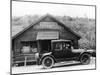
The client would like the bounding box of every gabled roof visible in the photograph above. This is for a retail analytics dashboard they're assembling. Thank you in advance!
[12,14,81,40]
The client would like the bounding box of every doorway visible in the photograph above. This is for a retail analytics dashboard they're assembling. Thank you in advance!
[40,40,51,53]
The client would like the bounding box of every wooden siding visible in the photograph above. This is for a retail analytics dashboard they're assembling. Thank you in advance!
[12,16,80,54]
[13,27,36,54]
[33,22,62,30]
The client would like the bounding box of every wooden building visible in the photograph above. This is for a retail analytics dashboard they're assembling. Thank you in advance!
[12,15,81,55]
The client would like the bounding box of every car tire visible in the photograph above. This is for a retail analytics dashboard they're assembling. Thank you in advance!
[42,56,54,69]
[80,53,91,65]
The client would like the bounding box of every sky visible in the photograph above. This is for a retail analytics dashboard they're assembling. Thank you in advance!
[12,1,95,19]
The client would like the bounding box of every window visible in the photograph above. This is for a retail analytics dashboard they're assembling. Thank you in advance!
[21,41,37,54]
[63,42,71,50]
[21,46,30,53]
[54,42,62,51]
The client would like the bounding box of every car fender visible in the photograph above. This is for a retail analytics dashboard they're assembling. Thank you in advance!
[80,49,93,56]
[42,52,52,57]
[78,51,91,61]
[72,49,92,55]
[39,52,56,65]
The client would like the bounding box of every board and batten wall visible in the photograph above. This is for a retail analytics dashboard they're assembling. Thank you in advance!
[12,18,79,54]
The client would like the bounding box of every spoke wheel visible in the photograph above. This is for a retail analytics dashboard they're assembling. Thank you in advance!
[42,56,54,69]
[80,54,91,65]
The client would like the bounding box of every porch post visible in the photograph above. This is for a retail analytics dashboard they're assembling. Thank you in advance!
[37,40,41,65]
[37,40,41,53]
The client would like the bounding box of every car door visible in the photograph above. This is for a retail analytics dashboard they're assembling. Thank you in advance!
[52,42,63,59]
[62,42,72,58]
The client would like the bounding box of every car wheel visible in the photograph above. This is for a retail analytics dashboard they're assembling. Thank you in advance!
[42,56,54,69]
[80,54,91,65]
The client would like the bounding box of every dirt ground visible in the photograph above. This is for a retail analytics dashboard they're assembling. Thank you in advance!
[12,57,96,74]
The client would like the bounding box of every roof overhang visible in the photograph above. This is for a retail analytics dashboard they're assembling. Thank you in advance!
[36,31,59,40]
[51,39,71,42]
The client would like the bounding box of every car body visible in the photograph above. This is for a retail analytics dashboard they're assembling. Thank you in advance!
[35,39,93,69]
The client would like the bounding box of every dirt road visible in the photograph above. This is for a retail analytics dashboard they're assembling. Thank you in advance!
[12,57,96,74]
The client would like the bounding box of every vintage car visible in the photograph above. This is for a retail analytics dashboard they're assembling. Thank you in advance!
[35,39,93,69]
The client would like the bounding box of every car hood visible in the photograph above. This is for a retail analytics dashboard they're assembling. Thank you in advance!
[72,49,85,53]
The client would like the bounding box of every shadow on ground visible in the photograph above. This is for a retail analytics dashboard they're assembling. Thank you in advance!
[53,63,82,68]
[40,63,82,70]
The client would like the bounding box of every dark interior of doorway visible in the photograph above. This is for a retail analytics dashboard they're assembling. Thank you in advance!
[40,40,51,53]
